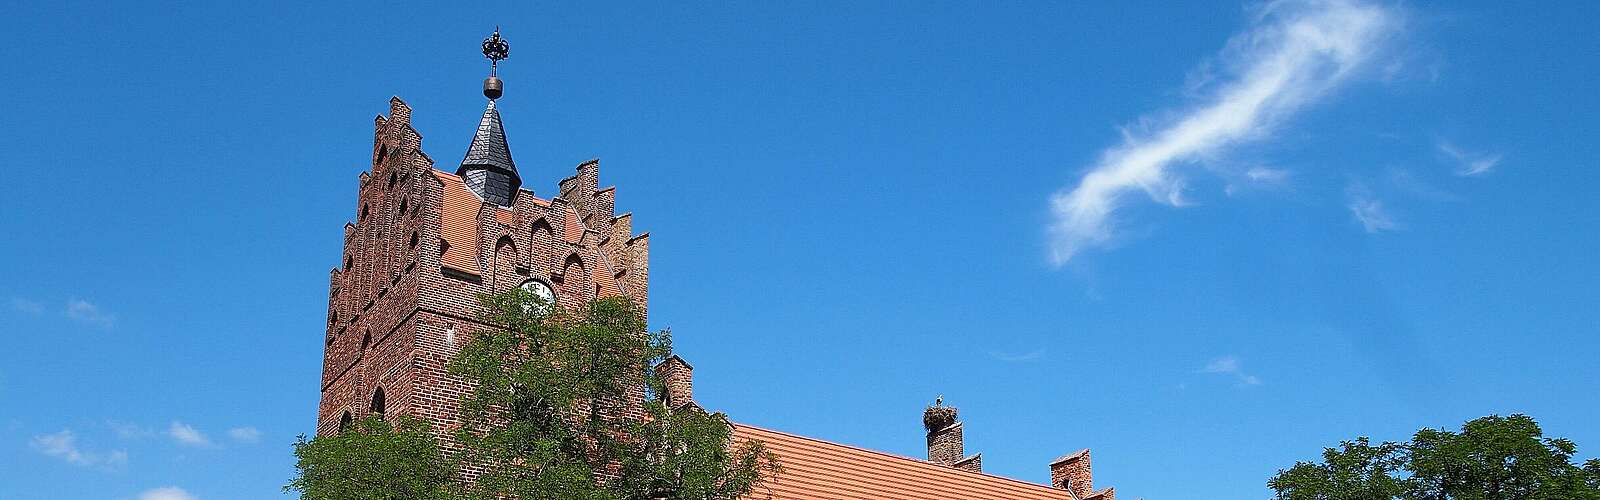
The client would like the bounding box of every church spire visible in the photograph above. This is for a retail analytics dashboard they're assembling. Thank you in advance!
[458,28,521,206]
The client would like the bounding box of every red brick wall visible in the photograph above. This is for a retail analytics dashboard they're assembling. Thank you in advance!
[316,98,651,450]
[927,422,965,465]
[655,356,694,408]
[1050,450,1093,498]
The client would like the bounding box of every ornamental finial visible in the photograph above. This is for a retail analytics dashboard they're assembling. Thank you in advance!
[482,27,510,100]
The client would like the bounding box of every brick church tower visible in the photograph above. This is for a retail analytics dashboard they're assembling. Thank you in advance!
[317,30,1119,500]
[316,30,649,437]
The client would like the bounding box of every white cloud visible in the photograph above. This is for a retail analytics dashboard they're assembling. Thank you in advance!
[107,420,155,440]
[1226,166,1293,196]
[64,298,115,328]
[138,486,197,500]
[30,429,128,468]
[1203,356,1239,373]
[1347,182,1399,233]
[1201,355,1263,386]
[1438,141,1502,176]
[1048,0,1399,264]
[10,298,43,314]
[1348,200,1397,232]
[1246,167,1291,184]
[227,426,261,444]
[168,421,212,448]
[31,430,87,464]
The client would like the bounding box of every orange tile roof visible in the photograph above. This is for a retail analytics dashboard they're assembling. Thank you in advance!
[435,171,627,299]
[592,253,624,298]
[563,205,584,243]
[434,171,483,274]
[733,424,1073,500]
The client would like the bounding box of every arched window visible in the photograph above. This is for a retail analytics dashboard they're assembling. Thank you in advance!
[559,254,588,300]
[338,411,352,432]
[398,198,408,216]
[408,231,418,249]
[361,331,371,351]
[388,171,398,189]
[563,254,586,273]
[370,387,386,417]
[493,236,517,288]
[530,219,554,267]
[360,203,369,222]
[344,255,353,270]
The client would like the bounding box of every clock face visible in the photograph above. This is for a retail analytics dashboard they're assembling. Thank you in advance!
[520,279,555,311]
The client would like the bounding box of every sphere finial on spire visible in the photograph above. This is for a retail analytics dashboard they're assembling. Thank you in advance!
[481,27,510,100]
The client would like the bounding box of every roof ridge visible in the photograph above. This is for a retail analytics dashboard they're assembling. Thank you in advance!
[733,422,1067,494]
[1049,449,1089,465]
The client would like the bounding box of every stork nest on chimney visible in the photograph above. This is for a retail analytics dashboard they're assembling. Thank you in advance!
[923,405,958,432]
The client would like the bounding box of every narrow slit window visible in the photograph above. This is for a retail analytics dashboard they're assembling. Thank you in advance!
[370,387,386,417]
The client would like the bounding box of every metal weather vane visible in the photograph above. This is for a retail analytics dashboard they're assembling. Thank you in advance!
[483,27,510,74]
[481,27,510,100]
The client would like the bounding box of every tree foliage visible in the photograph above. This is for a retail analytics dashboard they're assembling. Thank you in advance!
[452,291,779,499]
[286,416,455,500]
[1268,437,1407,499]
[1270,414,1600,499]
[288,289,778,500]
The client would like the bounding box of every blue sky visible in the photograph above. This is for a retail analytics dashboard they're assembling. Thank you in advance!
[1,1,1596,498]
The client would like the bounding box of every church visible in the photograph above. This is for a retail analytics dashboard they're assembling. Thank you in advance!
[317,30,1115,500]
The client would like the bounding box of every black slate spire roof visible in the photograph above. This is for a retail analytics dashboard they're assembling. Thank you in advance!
[457,100,521,206]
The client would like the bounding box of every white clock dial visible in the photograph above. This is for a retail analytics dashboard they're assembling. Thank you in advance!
[520,279,555,311]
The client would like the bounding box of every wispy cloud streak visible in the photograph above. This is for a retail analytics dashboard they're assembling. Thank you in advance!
[1201,355,1263,386]
[1049,0,1398,264]
[1347,181,1399,232]
[168,421,213,448]
[65,299,115,329]
[1246,167,1290,184]
[107,420,155,440]
[1438,141,1502,176]
[227,426,261,444]
[30,430,128,468]
[138,487,197,500]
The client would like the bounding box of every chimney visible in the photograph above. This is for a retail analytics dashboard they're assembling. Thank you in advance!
[1050,449,1094,498]
[654,355,694,408]
[923,399,964,466]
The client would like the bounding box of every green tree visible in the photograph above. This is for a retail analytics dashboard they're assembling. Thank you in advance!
[1268,437,1407,500]
[1270,414,1600,499]
[452,291,778,500]
[286,415,455,500]
[288,289,778,500]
